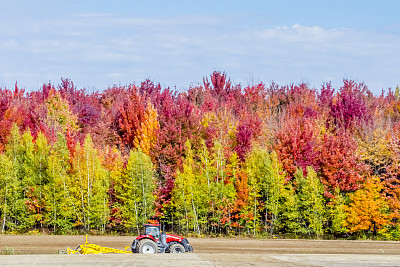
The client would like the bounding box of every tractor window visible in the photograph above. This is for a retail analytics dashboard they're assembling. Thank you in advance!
[145,226,160,239]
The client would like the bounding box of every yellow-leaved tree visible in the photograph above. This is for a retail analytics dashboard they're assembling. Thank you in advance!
[69,135,109,232]
[115,148,155,234]
[45,89,78,134]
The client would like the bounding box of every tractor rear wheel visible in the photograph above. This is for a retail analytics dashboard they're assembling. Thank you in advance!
[137,239,158,254]
[169,243,185,253]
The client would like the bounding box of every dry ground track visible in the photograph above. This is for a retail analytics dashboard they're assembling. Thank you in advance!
[0,235,399,266]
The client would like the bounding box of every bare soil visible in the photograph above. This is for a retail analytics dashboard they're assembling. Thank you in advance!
[0,235,400,266]
[1,235,400,255]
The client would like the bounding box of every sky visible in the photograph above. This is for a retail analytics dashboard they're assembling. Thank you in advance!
[0,0,399,94]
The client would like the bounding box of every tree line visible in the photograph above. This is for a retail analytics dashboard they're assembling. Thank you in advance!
[0,72,399,239]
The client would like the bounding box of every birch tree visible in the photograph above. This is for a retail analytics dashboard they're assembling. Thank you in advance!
[116,148,155,233]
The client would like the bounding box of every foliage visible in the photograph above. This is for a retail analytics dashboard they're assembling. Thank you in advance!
[319,131,367,197]
[245,149,286,235]
[294,167,325,237]
[45,89,79,134]
[275,116,320,179]
[69,135,109,231]
[327,188,348,235]
[133,101,159,155]
[114,148,155,233]
[327,80,372,131]
[0,75,400,239]
[344,177,389,235]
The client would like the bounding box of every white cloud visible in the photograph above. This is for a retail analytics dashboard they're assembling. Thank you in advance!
[0,13,399,93]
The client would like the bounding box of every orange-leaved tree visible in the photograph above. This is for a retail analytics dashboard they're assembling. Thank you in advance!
[133,100,159,156]
[344,176,389,235]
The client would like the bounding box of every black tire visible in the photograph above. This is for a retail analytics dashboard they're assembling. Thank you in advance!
[169,243,185,253]
[136,239,158,254]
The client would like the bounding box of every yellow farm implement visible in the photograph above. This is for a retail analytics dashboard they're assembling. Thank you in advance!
[65,235,132,254]
[60,224,193,254]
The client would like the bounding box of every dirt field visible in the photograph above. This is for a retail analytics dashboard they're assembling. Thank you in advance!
[1,235,400,266]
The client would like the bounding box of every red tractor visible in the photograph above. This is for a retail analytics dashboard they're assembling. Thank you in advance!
[131,224,193,254]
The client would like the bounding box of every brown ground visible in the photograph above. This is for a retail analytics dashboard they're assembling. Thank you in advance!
[1,235,400,266]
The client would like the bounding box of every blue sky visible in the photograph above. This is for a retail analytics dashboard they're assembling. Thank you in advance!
[0,0,399,94]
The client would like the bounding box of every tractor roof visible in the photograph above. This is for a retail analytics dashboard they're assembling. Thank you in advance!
[144,223,160,227]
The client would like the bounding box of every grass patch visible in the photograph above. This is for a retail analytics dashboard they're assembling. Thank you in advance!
[0,247,15,255]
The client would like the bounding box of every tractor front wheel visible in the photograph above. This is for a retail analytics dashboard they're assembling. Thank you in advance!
[137,239,158,254]
[169,243,185,253]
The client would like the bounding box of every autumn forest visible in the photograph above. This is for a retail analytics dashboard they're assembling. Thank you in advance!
[0,72,400,239]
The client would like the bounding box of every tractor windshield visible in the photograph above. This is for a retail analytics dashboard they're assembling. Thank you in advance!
[145,226,160,239]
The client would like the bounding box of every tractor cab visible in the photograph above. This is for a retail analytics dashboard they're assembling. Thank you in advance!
[143,224,161,240]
